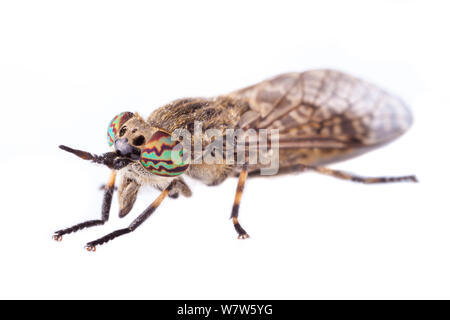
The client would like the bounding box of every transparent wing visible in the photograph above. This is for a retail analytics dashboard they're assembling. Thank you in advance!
[227,69,413,149]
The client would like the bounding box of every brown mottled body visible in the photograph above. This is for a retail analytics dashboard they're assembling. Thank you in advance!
[55,69,417,250]
[147,97,249,185]
[144,70,413,181]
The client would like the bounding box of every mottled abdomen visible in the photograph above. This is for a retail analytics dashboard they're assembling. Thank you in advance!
[228,69,413,167]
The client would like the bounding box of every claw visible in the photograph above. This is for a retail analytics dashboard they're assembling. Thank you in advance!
[85,245,96,252]
[238,233,250,240]
[53,234,63,242]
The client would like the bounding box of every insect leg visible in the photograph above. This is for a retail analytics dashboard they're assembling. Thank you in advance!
[99,184,118,191]
[305,165,418,184]
[230,163,250,239]
[84,181,174,251]
[53,170,117,241]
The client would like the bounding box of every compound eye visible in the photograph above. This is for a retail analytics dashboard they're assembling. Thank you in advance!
[107,112,134,146]
[119,126,127,137]
[140,131,189,177]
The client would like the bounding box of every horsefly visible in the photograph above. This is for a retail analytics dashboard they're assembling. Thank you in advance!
[54,69,417,251]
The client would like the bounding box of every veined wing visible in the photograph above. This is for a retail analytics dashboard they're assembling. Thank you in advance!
[227,69,413,149]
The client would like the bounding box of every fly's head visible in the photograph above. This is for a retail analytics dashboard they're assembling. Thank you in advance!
[107,112,151,159]
[107,112,189,177]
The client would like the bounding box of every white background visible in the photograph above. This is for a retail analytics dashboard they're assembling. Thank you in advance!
[0,0,449,299]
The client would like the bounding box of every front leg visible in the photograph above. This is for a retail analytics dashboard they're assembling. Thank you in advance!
[53,170,116,241]
[85,181,175,251]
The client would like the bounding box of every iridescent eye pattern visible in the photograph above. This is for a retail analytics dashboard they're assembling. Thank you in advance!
[140,131,189,177]
[107,112,134,146]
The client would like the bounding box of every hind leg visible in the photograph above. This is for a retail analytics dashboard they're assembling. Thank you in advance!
[304,164,417,184]
[272,163,417,184]
[230,163,250,239]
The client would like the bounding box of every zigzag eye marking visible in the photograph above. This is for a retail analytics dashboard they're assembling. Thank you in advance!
[107,112,134,146]
[140,131,189,177]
